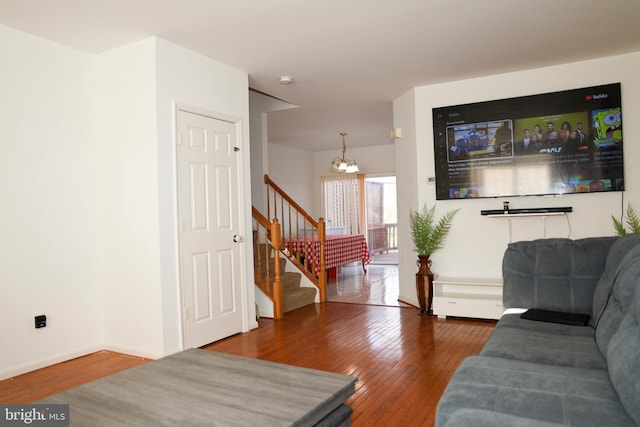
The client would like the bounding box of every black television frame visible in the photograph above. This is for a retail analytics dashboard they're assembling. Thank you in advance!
[432,83,624,200]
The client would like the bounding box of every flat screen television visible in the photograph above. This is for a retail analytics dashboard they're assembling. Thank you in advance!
[432,83,624,200]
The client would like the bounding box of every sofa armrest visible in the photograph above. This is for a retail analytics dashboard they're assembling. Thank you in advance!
[502,237,616,314]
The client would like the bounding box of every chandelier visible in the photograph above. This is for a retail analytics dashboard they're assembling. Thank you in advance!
[329,132,359,173]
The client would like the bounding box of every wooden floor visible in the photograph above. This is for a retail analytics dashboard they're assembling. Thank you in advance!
[0,303,495,426]
[0,350,150,404]
[327,263,406,307]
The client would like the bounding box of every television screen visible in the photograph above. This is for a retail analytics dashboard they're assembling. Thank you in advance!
[432,83,624,200]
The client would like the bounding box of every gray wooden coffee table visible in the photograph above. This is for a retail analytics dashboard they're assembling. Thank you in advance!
[40,349,357,426]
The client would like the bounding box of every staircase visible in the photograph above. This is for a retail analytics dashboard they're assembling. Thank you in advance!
[254,242,317,313]
[252,175,328,319]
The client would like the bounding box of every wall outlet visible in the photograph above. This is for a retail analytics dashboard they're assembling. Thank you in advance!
[35,314,46,329]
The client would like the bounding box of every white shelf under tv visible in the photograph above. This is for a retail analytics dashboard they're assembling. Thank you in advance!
[432,277,504,320]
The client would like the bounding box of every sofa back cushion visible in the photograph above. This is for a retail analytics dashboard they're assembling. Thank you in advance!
[502,237,615,314]
[591,233,640,326]
[594,243,640,356]
[606,278,640,425]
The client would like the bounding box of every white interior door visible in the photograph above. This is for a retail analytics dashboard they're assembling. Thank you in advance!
[177,109,244,349]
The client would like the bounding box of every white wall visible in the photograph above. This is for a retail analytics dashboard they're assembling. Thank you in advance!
[268,143,317,214]
[94,38,165,359]
[250,91,296,213]
[393,91,420,308]
[0,26,253,378]
[268,141,398,220]
[0,25,103,378]
[394,51,640,307]
[96,38,254,359]
[155,38,254,351]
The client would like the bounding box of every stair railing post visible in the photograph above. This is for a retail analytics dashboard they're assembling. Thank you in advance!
[318,217,327,302]
[271,218,284,319]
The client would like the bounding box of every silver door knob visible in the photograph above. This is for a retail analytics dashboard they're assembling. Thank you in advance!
[233,235,243,243]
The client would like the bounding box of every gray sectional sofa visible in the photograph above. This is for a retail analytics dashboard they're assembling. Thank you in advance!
[436,233,640,426]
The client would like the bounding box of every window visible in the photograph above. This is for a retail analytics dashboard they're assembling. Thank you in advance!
[321,175,362,235]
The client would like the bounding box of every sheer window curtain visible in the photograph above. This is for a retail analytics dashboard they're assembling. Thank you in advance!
[321,174,365,235]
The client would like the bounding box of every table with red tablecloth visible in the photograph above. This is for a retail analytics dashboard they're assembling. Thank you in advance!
[285,234,371,275]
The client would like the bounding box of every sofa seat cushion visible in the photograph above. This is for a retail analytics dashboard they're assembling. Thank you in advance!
[479,314,606,370]
[435,356,637,427]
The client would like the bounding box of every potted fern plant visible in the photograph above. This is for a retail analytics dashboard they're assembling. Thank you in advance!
[612,203,640,235]
[409,204,460,315]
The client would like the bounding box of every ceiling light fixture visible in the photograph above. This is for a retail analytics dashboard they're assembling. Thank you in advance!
[329,132,359,174]
[279,75,294,84]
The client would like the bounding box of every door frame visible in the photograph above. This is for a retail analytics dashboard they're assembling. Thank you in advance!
[174,103,251,349]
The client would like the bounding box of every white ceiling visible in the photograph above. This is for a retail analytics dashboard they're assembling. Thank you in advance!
[2,0,640,152]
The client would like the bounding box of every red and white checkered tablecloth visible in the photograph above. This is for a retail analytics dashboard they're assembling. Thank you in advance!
[285,234,370,274]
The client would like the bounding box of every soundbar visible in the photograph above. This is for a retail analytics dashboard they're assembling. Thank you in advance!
[481,207,572,216]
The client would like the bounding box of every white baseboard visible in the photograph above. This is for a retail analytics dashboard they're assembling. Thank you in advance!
[0,345,103,381]
[102,344,163,361]
[397,294,419,309]
[0,345,172,381]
